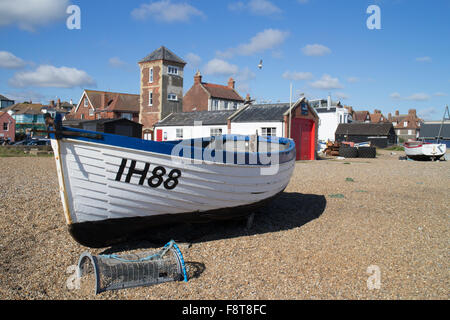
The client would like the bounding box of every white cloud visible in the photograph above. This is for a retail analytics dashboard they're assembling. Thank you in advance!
[390,92,431,101]
[347,77,359,83]
[335,92,349,100]
[406,93,430,101]
[9,65,96,88]
[4,90,45,103]
[108,57,126,68]
[217,28,289,58]
[228,0,282,16]
[0,0,69,31]
[185,53,202,69]
[302,44,331,56]
[236,67,256,82]
[310,74,343,90]
[434,92,447,97]
[0,51,27,69]
[282,71,313,81]
[203,59,239,76]
[131,0,205,23]
[390,92,401,99]
[416,56,432,62]
[417,107,438,120]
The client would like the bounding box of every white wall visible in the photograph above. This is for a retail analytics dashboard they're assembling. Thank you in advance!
[155,125,228,141]
[317,107,350,142]
[231,122,284,137]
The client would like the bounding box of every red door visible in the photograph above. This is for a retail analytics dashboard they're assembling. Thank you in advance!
[291,119,315,160]
[156,129,163,142]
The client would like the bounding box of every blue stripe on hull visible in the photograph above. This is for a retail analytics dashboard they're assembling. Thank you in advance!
[51,126,296,165]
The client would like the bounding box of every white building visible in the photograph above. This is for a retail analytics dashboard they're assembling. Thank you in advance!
[310,95,351,142]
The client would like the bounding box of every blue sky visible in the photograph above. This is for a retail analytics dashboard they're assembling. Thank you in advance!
[1,0,449,120]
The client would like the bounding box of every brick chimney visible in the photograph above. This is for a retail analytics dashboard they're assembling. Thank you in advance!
[101,92,107,107]
[388,113,392,121]
[57,98,61,108]
[408,109,416,117]
[228,77,235,89]
[194,70,202,85]
[49,100,55,107]
[395,110,399,116]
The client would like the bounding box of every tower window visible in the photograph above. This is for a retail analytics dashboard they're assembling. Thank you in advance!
[149,67,153,83]
[149,91,153,106]
[168,66,178,75]
[168,93,177,101]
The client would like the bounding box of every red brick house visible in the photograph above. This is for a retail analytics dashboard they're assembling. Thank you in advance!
[0,111,15,143]
[388,109,421,142]
[183,71,245,112]
[66,89,139,122]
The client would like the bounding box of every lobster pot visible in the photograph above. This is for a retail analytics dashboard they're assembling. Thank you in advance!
[77,240,188,294]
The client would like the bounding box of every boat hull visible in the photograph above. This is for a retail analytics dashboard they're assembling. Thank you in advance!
[51,131,295,247]
[404,142,446,161]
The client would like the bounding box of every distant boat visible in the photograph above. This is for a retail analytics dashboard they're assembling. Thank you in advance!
[44,116,296,247]
[404,141,446,161]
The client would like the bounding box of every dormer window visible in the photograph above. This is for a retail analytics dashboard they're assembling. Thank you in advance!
[168,66,178,75]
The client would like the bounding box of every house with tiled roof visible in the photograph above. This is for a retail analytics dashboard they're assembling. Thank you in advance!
[66,89,139,122]
[0,111,15,143]
[2,102,47,135]
[388,109,421,142]
[369,109,389,123]
[183,71,245,112]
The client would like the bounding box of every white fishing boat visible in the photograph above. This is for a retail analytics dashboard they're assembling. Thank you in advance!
[44,116,296,247]
[404,141,446,161]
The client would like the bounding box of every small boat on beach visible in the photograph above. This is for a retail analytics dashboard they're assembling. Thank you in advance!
[404,141,446,161]
[44,115,296,247]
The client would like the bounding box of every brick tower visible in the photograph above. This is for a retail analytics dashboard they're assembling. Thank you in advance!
[138,46,186,139]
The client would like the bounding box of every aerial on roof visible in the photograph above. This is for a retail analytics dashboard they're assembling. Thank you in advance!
[156,110,236,127]
[335,123,394,135]
[139,46,186,65]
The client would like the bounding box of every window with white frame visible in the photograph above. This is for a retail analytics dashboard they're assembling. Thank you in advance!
[176,128,183,139]
[233,102,238,109]
[149,91,153,106]
[211,99,219,111]
[403,121,408,127]
[149,67,153,83]
[224,101,229,110]
[210,128,222,136]
[84,97,88,107]
[89,108,94,116]
[168,93,177,101]
[168,66,178,75]
[261,127,277,137]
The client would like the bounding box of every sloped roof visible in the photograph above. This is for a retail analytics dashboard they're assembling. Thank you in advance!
[201,83,244,101]
[335,123,394,136]
[419,122,450,139]
[155,110,236,127]
[84,90,139,113]
[353,111,370,122]
[232,103,290,123]
[4,103,45,115]
[0,94,14,101]
[139,46,186,65]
